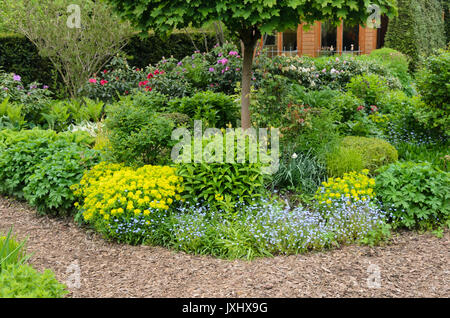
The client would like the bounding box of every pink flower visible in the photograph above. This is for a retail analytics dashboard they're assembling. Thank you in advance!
[89,78,97,84]
[357,105,365,112]
[370,105,378,112]
[103,70,108,74]
[100,80,108,86]
[139,80,149,87]
[229,51,239,56]
[218,58,228,65]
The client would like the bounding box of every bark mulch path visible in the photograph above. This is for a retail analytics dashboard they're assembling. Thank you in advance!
[1,196,449,298]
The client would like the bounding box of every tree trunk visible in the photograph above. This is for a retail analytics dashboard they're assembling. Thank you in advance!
[240,40,256,129]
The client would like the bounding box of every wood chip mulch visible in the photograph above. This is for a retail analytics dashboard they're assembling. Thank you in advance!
[0,196,448,298]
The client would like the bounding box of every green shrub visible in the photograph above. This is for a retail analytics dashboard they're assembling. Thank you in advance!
[326,146,365,177]
[376,161,450,229]
[0,129,99,214]
[23,139,100,215]
[385,0,446,70]
[105,101,175,166]
[285,106,340,158]
[346,73,390,106]
[0,264,68,298]
[0,35,55,88]
[369,48,413,94]
[168,91,239,128]
[415,49,450,136]
[251,74,292,127]
[332,91,364,123]
[327,136,398,176]
[177,161,265,213]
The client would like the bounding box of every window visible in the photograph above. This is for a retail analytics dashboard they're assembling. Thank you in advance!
[321,20,337,52]
[343,23,359,52]
[282,29,297,51]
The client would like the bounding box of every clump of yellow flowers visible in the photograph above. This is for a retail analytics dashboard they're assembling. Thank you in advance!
[314,170,376,206]
[368,113,390,124]
[71,162,184,225]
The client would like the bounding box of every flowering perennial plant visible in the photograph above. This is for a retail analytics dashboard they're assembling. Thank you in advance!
[164,198,390,259]
[314,170,376,207]
[71,162,183,243]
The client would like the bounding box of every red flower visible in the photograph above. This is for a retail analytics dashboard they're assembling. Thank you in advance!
[147,73,154,79]
[89,78,97,84]
[154,70,160,75]
[144,86,152,92]
[139,80,149,87]
[103,70,108,74]
[125,91,129,95]
[370,105,378,112]
[100,80,108,86]
[357,105,365,112]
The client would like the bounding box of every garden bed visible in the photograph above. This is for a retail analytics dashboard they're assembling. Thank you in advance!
[1,196,448,298]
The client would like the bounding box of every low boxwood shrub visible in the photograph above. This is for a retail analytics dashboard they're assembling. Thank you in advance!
[375,161,450,229]
[0,264,68,298]
[327,136,398,177]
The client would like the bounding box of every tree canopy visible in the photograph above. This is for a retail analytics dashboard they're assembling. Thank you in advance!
[104,0,398,128]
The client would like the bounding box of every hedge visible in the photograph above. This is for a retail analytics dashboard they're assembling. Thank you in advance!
[0,32,216,87]
[384,0,446,71]
[0,35,55,87]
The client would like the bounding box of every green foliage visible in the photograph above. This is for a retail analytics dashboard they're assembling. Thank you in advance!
[0,35,55,88]
[332,91,364,123]
[368,48,414,94]
[415,49,450,136]
[168,91,239,128]
[0,0,133,98]
[105,99,175,166]
[385,0,446,70]
[395,141,449,171]
[326,146,365,177]
[270,149,327,194]
[376,161,450,229]
[125,33,216,68]
[0,227,29,272]
[251,74,291,127]
[104,0,397,38]
[285,106,340,159]
[177,161,265,213]
[346,73,391,106]
[0,129,99,214]
[23,139,100,215]
[327,136,398,176]
[0,264,68,298]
